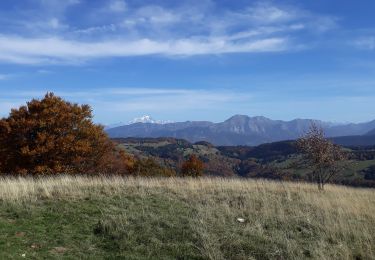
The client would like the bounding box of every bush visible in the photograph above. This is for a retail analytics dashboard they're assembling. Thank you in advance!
[132,158,176,177]
[181,155,204,177]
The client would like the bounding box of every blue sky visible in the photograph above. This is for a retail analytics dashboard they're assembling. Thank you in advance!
[1,0,375,124]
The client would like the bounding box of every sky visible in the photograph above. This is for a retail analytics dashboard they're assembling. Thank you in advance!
[0,0,375,124]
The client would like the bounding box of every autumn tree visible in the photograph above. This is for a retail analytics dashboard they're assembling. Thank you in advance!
[0,93,130,175]
[0,120,10,172]
[97,149,136,175]
[181,154,204,177]
[297,123,347,190]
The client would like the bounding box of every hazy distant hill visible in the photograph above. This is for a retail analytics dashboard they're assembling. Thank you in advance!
[107,115,375,146]
[366,128,375,136]
[326,121,375,137]
[331,135,375,147]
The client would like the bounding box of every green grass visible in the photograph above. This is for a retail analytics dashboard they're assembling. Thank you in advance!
[0,193,202,259]
[0,177,374,259]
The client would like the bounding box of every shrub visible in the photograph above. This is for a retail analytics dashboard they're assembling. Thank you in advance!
[181,154,204,177]
[132,158,176,177]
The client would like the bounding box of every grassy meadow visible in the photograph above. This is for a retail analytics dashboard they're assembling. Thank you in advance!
[0,176,374,259]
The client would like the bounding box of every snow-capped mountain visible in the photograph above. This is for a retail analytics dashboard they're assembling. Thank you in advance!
[128,115,173,125]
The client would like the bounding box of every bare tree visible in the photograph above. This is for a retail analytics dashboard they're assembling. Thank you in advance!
[297,123,347,190]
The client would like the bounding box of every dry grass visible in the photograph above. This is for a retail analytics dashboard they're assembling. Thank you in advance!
[0,176,374,259]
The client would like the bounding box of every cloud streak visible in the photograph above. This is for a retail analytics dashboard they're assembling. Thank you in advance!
[0,1,337,64]
[0,74,9,80]
[2,86,374,124]
[0,87,253,122]
[108,0,127,13]
[0,35,289,64]
[354,36,375,50]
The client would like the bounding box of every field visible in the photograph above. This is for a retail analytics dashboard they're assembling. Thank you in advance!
[0,177,374,259]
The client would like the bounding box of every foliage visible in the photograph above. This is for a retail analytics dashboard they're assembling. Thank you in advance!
[181,154,204,177]
[348,149,375,161]
[98,149,136,175]
[132,158,176,177]
[218,141,297,162]
[0,93,131,175]
[297,123,348,189]
[362,165,375,180]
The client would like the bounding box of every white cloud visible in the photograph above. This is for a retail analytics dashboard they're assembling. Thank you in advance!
[3,87,374,123]
[354,37,375,50]
[24,18,69,32]
[0,87,253,121]
[48,18,65,29]
[100,88,252,114]
[122,5,181,27]
[0,52,54,65]
[0,74,8,80]
[109,0,127,12]
[242,2,299,24]
[38,0,80,10]
[37,69,53,74]
[0,35,289,64]
[311,16,338,33]
[0,1,338,65]
[74,24,117,35]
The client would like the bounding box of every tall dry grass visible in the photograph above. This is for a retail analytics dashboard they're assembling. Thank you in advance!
[0,176,374,259]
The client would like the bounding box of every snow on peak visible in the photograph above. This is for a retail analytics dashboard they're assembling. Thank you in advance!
[128,115,173,124]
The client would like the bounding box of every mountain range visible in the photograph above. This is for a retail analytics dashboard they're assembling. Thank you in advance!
[106,115,375,146]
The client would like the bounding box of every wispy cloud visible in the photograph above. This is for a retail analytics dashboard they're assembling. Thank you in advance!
[0,87,253,122]
[108,0,127,13]
[0,74,9,80]
[5,87,251,101]
[2,86,374,123]
[354,36,375,50]
[37,0,81,13]
[237,2,300,24]
[0,36,289,64]
[0,1,338,65]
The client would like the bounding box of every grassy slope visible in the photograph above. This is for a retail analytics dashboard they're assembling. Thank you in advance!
[0,177,374,260]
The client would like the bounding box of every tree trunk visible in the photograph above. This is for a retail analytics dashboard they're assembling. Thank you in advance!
[318,169,324,190]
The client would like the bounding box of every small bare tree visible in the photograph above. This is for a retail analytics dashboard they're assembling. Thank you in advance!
[297,123,347,190]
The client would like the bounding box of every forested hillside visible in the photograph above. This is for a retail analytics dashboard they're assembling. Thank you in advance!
[114,137,375,187]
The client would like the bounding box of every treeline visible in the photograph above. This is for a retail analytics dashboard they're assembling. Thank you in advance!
[0,93,203,177]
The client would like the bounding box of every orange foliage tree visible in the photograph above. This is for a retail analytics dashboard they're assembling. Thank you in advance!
[0,93,132,175]
[181,154,204,177]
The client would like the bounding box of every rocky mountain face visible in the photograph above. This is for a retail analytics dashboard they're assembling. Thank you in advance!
[106,115,375,146]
